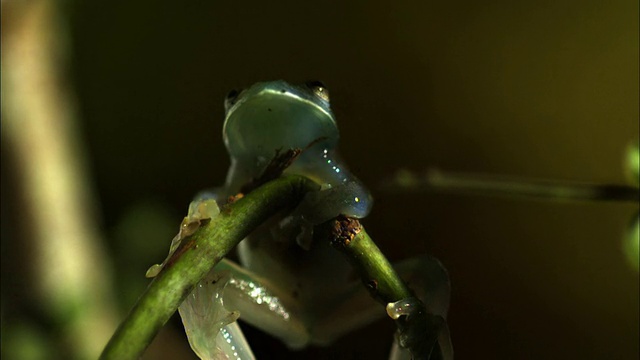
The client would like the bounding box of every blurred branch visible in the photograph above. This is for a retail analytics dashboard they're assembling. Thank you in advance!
[385,168,640,203]
[100,175,319,360]
[626,141,639,185]
[1,0,119,358]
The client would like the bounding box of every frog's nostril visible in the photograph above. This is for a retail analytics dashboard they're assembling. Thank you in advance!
[226,89,239,101]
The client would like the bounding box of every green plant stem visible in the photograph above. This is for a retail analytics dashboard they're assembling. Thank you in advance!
[100,175,319,360]
[328,216,412,301]
[328,216,444,360]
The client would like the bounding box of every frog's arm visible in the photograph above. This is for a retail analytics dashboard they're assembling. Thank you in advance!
[213,257,387,348]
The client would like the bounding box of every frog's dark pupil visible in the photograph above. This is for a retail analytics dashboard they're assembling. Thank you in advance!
[304,80,330,101]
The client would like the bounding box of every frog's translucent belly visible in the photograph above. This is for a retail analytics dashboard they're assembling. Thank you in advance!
[235,212,356,312]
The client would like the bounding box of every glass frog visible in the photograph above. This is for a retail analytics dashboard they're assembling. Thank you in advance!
[157,80,453,359]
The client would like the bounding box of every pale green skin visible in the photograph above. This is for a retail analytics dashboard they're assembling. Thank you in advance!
[222,80,372,223]
[176,81,452,360]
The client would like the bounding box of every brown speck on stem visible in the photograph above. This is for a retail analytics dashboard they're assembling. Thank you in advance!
[329,215,362,248]
[365,279,378,293]
[227,193,244,204]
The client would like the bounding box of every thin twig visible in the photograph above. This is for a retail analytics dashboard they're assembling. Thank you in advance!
[327,216,445,360]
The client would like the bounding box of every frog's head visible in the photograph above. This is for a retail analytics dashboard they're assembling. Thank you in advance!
[222,80,339,164]
[222,80,373,220]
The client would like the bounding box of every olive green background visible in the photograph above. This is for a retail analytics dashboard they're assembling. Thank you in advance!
[5,0,640,359]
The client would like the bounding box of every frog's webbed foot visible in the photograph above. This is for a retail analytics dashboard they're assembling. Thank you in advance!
[387,255,454,360]
[179,270,255,360]
[145,197,220,278]
[387,297,452,360]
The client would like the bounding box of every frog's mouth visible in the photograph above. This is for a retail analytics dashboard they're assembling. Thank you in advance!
[223,83,339,161]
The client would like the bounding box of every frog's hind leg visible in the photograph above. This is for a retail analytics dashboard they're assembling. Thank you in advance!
[213,258,313,349]
[213,256,452,359]
[215,258,390,350]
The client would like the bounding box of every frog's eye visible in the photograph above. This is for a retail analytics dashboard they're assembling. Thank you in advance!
[224,89,240,112]
[305,80,330,102]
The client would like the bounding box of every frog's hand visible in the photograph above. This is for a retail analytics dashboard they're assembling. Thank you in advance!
[178,270,255,360]
[283,180,373,250]
[388,255,454,360]
[145,198,221,279]
[292,179,373,225]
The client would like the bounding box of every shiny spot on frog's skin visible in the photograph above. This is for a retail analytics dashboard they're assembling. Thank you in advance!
[228,278,290,320]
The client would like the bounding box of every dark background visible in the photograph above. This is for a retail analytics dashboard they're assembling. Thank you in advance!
[3,0,638,359]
